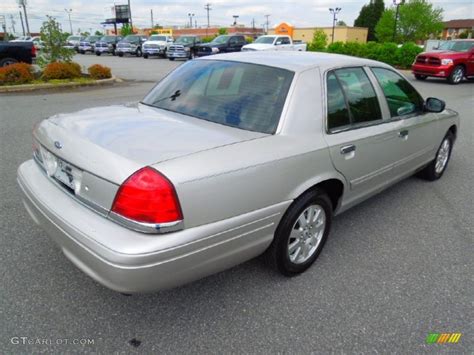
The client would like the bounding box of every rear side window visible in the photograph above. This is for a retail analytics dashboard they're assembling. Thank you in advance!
[333,67,382,125]
[327,73,351,130]
[371,67,424,117]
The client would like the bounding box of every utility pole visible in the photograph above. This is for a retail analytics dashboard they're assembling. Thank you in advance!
[19,10,25,36]
[264,14,270,34]
[392,0,404,43]
[329,7,341,44]
[251,18,256,36]
[127,0,133,32]
[188,13,195,28]
[64,9,73,34]
[0,15,6,41]
[204,3,211,28]
[150,9,154,28]
[9,14,16,35]
[18,0,30,36]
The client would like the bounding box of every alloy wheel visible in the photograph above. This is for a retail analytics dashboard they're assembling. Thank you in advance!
[435,138,451,174]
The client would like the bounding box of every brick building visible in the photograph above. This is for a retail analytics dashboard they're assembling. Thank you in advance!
[442,19,474,39]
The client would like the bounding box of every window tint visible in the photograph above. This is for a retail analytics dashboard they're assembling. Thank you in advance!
[334,67,382,124]
[327,72,351,130]
[371,67,424,117]
[142,61,294,134]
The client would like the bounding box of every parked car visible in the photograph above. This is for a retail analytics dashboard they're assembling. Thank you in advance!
[18,52,459,293]
[116,35,148,57]
[0,42,36,67]
[95,35,122,56]
[412,39,474,84]
[78,35,101,54]
[143,35,173,59]
[167,35,202,61]
[10,35,43,51]
[64,35,85,52]
[196,34,246,56]
[242,35,307,52]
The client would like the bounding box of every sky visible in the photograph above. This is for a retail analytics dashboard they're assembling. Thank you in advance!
[1,0,473,35]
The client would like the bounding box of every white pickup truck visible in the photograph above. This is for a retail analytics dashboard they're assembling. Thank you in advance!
[242,35,307,52]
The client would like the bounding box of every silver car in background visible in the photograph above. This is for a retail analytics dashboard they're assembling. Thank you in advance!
[17,52,459,293]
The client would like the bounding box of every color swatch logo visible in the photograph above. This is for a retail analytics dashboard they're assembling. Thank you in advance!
[426,333,462,344]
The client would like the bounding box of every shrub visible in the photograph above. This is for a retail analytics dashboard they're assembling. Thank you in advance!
[245,36,254,44]
[42,61,82,80]
[396,42,423,68]
[38,15,74,66]
[201,36,216,43]
[88,64,112,80]
[0,63,34,85]
[326,41,345,54]
[373,42,398,66]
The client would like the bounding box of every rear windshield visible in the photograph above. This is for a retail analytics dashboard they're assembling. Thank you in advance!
[142,60,294,134]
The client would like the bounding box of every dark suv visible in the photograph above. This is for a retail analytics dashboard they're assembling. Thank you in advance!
[116,35,148,57]
[197,35,246,57]
[95,35,123,56]
[167,36,202,61]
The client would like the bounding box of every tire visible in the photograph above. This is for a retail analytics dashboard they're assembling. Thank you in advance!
[415,74,427,80]
[0,57,18,67]
[448,65,465,85]
[136,48,142,57]
[143,53,148,59]
[418,132,454,181]
[80,50,85,54]
[95,52,101,56]
[264,188,333,276]
[188,51,195,60]
[169,57,175,61]
[118,52,123,57]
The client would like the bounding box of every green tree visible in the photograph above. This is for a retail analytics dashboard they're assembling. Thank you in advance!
[218,27,228,35]
[354,0,385,41]
[336,20,347,26]
[120,24,133,36]
[308,29,328,52]
[375,0,444,43]
[38,15,74,66]
[94,30,103,36]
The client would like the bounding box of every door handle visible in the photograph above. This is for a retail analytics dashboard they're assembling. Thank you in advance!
[399,130,409,138]
[340,144,356,155]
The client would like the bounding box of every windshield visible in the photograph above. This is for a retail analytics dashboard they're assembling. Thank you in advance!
[438,41,474,52]
[123,35,139,42]
[149,35,167,41]
[210,35,229,44]
[176,36,194,44]
[101,36,116,41]
[255,36,276,44]
[68,36,81,41]
[85,36,100,41]
[142,60,294,134]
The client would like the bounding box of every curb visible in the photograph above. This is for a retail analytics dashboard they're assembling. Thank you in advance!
[0,76,121,93]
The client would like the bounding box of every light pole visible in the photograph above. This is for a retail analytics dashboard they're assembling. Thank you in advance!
[17,0,30,36]
[64,9,73,34]
[264,14,270,35]
[232,15,239,26]
[392,0,404,43]
[188,13,195,28]
[329,7,341,44]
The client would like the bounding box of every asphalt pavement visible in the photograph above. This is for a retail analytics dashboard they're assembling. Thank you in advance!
[0,54,472,353]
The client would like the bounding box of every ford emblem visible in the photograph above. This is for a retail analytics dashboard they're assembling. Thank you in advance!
[54,141,63,149]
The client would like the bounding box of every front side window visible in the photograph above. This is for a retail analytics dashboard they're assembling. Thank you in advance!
[333,67,382,125]
[371,67,424,117]
[142,60,294,134]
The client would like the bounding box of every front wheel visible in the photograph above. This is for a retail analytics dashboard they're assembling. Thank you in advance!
[0,57,18,67]
[95,52,101,56]
[169,57,175,61]
[136,48,142,57]
[264,188,332,276]
[118,52,123,57]
[188,51,195,60]
[418,132,454,181]
[448,65,465,85]
[143,53,148,59]
[415,74,427,80]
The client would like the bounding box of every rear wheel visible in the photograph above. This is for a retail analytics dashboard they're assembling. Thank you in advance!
[448,65,464,85]
[418,132,454,181]
[264,188,332,276]
[0,57,18,67]
[95,52,101,56]
[118,52,123,57]
[169,57,175,61]
[143,53,148,59]
[136,48,142,57]
[415,74,427,80]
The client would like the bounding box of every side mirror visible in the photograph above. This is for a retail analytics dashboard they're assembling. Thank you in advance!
[425,97,445,113]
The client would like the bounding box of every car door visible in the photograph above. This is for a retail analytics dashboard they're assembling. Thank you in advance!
[467,45,474,75]
[228,37,240,52]
[370,67,440,174]
[323,67,407,208]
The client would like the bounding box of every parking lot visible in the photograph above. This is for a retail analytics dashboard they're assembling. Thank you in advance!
[1,53,472,353]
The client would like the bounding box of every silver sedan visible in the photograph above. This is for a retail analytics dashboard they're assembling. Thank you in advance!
[18,52,459,293]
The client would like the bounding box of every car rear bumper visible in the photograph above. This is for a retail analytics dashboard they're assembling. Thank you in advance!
[412,64,453,78]
[17,160,287,293]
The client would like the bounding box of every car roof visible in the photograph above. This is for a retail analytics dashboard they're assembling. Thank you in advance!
[200,51,390,72]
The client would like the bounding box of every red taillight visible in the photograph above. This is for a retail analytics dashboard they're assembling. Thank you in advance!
[31,45,36,58]
[111,167,183,224]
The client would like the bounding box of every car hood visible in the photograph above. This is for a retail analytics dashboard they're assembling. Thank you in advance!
[145,40,168,45]
[420,50,467,58]
[243,43,274,50]
[35,104,267,184]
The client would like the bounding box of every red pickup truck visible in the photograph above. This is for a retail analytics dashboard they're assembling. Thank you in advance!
[412,39,474,84]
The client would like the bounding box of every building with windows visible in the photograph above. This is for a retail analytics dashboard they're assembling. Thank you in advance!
[442,19,474,39]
